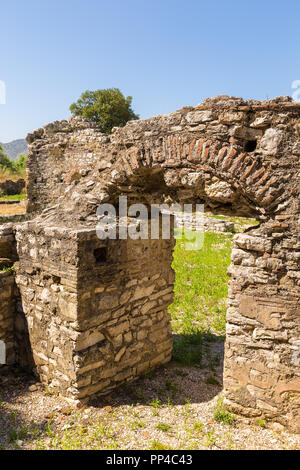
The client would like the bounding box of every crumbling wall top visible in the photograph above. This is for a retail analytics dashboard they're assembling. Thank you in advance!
[25,96,300,227]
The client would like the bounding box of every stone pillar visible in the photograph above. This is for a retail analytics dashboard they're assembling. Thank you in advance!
[15,216,175,401]
[224,218,300,432]
[15,221,81,384]
[74,227,175,400]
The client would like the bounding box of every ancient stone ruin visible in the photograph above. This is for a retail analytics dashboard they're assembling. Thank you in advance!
[0,178,25,196]
[0,95,299,432]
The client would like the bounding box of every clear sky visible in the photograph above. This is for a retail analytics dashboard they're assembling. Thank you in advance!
[1,0,300,142]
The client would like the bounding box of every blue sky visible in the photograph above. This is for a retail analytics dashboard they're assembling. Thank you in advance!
[1,0,300,142]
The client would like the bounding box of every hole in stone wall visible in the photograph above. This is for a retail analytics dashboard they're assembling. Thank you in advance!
[244,140,257,152]
[94,247,107,265]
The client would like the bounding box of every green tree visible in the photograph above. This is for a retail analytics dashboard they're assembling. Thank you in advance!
[0,146,27,178]
[0,145,14,171]
[14,153,28,171]
[70,88,139,134]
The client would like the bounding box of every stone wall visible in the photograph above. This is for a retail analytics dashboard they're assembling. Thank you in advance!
[0,224,17,261]
[6,95,300,431]
[0,271,16,366]
[0,224,17,367]
[171,212,235,233]
[26,119,108,213]
[225,223,300,432]
[15,216,174,400]
[26,95,300,222]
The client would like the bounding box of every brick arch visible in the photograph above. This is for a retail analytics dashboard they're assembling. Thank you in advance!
[104,131,298,432]
[115,136,283,211]
[10,96,299,432]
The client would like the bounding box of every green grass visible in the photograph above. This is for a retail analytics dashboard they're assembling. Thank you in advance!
[206,375,221,386]
[8,426,28,444]
[0,265,15,273]
[0,193,26,201]
[172,332,204,366]
[213,397,236,425]
[150,440,173,450]
[170,230,232,337]
[130,420,146,430]
[169,230,233,365]
[156,423,172,432]
[257,419,266,428]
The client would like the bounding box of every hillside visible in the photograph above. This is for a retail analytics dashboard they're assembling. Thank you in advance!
[1,139,27,160]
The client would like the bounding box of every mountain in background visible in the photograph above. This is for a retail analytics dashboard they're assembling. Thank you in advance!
[1,139,28,160]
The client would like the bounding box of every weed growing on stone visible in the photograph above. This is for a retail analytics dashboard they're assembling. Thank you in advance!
[213,397,236,425]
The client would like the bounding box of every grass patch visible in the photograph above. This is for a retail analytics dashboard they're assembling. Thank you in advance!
[173,332,204,366]
[213,397,236,425]
[156,423,172,432]
[206,375,221,386]
[0,193,26,201]
[170,230,233,339]
[193,421,204,432]
[37,417,119,450]
[150,440,173,450]
[8,426,28,443]
[130,420,146,430]
[0,266,15,274]
[257,419,266,428]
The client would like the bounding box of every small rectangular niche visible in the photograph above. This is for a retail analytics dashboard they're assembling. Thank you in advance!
[94,247,107,265]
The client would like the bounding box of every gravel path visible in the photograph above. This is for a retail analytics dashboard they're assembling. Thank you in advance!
[1,344,299,451]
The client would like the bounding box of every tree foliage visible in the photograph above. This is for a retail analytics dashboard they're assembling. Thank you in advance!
[70,88,139,134]
[14,154,28,171]
[0,144,14,170]
[0,145,27,172]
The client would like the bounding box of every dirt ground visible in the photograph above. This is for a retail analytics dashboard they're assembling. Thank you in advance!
[0,340,299,451]
[0,202,26,216]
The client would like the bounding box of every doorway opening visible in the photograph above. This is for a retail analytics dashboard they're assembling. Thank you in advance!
[169,213,259,386]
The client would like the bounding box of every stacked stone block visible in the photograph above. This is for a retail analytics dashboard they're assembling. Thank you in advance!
[14,217,175,400]
[224,220,300,432]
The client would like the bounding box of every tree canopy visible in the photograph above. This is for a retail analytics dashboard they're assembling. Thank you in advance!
[70,88,139,134]
[0,145,27,173]
[0,145,14,171]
